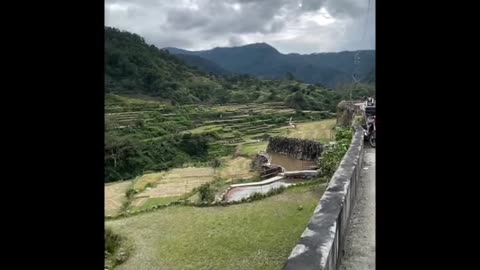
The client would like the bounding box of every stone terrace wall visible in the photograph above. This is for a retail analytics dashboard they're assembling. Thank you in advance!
[267,137,323,160]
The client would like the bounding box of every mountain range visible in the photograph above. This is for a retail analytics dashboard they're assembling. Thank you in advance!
[164,43,375,88]
[105,26,374,109]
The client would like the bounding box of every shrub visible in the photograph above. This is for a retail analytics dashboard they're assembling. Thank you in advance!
[211,158,222,168]
[105,227,130,269]
[318,127,353,178]
[248,192,265,201]
[334,127,353,141]
[198,183,215,203]
[105,227,122,254]
[266,186,286,196]
[125,188,137,199]
[243,186,287,203]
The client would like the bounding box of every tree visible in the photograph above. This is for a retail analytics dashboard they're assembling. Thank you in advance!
[179,133,210,157]
[231,92,248,103]
[134,119,144,128]
[289,84,301,92]
[104,135,144,181]
[285,91,308,110]
[285,72,296,81]
[269,89,278,101]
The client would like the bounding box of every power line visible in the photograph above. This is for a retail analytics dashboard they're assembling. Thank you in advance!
[352,0,373,85]
[362,0,372,41]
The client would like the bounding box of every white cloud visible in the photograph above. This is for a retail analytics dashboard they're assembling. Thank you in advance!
[105,0,375,54]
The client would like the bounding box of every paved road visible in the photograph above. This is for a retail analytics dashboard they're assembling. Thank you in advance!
[339,147,375,270]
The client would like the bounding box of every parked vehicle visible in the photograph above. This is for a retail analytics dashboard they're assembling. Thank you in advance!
[368,117,376,147]
[363,97,376,148]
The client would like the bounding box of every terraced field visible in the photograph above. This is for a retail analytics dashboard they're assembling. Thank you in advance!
[217,157,257,181]
[270,119,337,142]
[138,167,215,198]
[105,95,335,214]
[104,95,341,269]
[106,95,334,145]
[127,160,259,211]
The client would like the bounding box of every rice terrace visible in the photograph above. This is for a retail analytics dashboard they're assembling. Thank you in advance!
[105,95,336,216]
[104,94,342,269]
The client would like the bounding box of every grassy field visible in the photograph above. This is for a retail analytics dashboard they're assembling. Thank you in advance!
[271,119,336,142]
[105,180,133,216]
[106,184,325,270]
[217,156,257,181]
[238,141,269,156]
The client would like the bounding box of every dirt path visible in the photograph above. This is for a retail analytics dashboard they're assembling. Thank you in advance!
[339,147,375,270]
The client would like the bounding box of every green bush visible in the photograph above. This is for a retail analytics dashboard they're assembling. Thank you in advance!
[198,183,215,203]
[105,227,130,269]
[334,127,353,141]
[105,227,122,254]
[211,158,222,168]
[248,192,266,201]
[318,127,353,178]
[266,186,286,196]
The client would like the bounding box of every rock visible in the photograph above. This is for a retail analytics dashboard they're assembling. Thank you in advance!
[337,100,355,127]
[251,153,271,170]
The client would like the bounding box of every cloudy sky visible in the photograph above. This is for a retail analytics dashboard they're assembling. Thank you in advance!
[105,0,375,54]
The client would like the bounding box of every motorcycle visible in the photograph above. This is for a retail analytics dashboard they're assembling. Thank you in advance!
[363,116,376,148]
[369,122,376,148]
